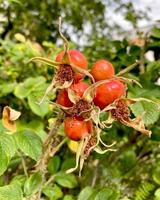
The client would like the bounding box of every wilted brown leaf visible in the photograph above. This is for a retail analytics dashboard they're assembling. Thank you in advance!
[2,106,21,133]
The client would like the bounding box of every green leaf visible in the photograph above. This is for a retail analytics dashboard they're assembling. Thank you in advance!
[78,186,95,200]
[14,76,46,99]
[61,158,75,171]
[0,83,16,97]
[135,182,155,200]
[10,175,26,187]
[0,183,23,200]
[14,129,42,161]
[28,94,49,117]
[55,172,78,189]
[151,126,160,141]
[63,195,74,200]
[0,133,17,175]
[8,0,22,5]
[48,156,61,174]
[151,27,160,39]
[43,184,63,200]
[155,188,160,200]
[94,188,120,200]
[119,150,137,173]
[128,86,160,100]
[130,101,160,126]
[24,171,42,196]
[16,120,47,142]
[153,168,160,185]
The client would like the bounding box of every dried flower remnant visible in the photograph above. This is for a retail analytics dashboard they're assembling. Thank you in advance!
[56,64,74,85]
[110,98,151,137]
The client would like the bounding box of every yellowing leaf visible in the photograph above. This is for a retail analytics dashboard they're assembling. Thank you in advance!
[68,140,79,153]
[2,106,21,133]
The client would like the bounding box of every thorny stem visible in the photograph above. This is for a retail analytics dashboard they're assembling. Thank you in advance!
[30,111,66,200]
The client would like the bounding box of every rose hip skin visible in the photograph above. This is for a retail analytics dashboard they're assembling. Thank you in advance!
[57,81,89,107]
[93,80,125,109]
[56,49,88,82]
[91,60,115,81]
[64,117,92,141]
[70,81,89,97]
[56,89,73,107]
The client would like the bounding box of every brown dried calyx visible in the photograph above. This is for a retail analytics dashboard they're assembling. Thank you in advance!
[68,99,92,118]
[56,64,74,84]
[84,136,97,157]
[111,99,130,122]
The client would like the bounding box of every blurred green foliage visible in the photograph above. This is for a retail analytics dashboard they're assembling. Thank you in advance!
[0,0,160,199]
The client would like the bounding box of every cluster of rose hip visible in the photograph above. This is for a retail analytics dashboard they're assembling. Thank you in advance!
[55,49,125,141]
[31,24,151,173]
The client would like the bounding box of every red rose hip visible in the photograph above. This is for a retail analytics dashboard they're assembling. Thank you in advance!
[93,80,125,109]
[91,60,115,81]
[64,117,92,141]
[56,49,88,82]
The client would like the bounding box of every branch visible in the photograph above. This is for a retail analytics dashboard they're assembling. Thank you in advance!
[30,111,66,200]
[35,111,65,171]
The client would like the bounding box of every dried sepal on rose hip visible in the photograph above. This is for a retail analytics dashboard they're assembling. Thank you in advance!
[55,81,93,119]
[29,18,94,104]
[100,98,153,137]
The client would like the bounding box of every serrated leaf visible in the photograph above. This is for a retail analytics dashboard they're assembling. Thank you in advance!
[130,101,160,126]
[63,195,74,200]
[61,158,75,171]
[10,175,26,187]
[24,171,42,196]
[55,172,78,189]
[94,188,120,200]
[16,120,47,142]
[14,76,46,99]
[47,156,61,174]
[28,94,49,117]
[14,129,42,161]
[43,184,63,200]
[0,183,23,200]
[78,186,95,200]
[0,133,17,175]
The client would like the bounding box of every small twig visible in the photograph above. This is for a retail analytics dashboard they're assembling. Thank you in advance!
[91,160,99,187]
[117,61,139,76]
[50,138,67,157]
[37,173,45,200]
[139,32,149,74]
[44,175,56,187]
[17,151,28,177]
[43,111,65,148]
[58,17,69,53]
